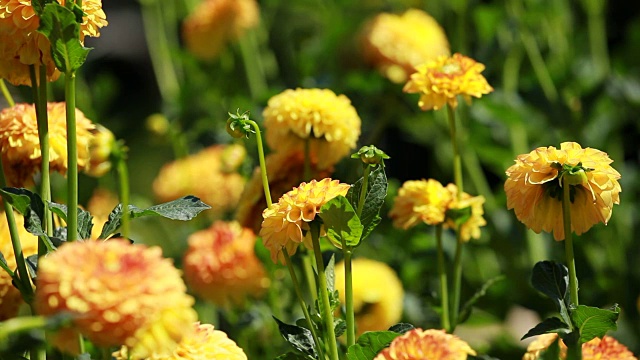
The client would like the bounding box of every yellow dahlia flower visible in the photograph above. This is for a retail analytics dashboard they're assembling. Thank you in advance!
[235,151,334,233]
[0,102,95,187]
[444,184,486,241]
[334,258,403,336]
[85,124,115,178]
[113,322,248,360]
[361,9,450,83]
[0,0,107,85]
[0,212,38,320]
[403,53,493,111]
[34,239,197,358]
[86,188,120,239]
[153,144,246,220]
[375,328,476,360]
[505,142,621,240]
[183,221,269,307]
[389,179,453,229]
[263,88,362,169]
[523,333,637,360]
[182,0,259,60]
[259,178,350,263]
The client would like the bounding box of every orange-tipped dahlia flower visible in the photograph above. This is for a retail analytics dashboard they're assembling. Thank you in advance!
[0,102,95,187]
[444,184,486,241]
[34,239,197,358]
[403,53,493,111]
[0,212,38,320]
[505,142,621,240]
[235,151,334,233]
[361,9,450,83]
[375,328,476,360]
[263,88,362,169]
[182,0,259,60]
[183,221,269,307]
[152,144,246,220]
[259,178,350,263]
[0,0,107,85]
[523,333,637,360]
[389,179,453,229]
[334,258,403,335]
[113,322,248,360]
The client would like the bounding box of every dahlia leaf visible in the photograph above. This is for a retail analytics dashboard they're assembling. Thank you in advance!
[346,331,400,360]
[388,323,415,334]
[346,165,387,243]
[521,317,571,340]
[319,196,363,247]
[48,202,94,240]
[38,3,91,72]
[25,254,38,281]
[531,261,571,326]
[31,0,54,15]
[0,252,12,276]
[0,188,55,251]
[570,304,619,344]
[334,318,347,337]
[273,317,317,359]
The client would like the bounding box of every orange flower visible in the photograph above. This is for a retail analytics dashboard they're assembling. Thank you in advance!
[0,102,95,187]
[389,179,452,229]
[182,0,259,60]
[374,328,476,360]
[85,124,115,178]
[153,144,246,220]
[403,53,493,111]
[34,239,197,358]
[523,334,637,360]
[444,184,486,241]
[235,151,334,233]
[259,178,350,263]
[361,9,449,83]
[263,88,362,169]
[113,322,248,360]
[183,221,269,307]
[505,142,621,240]
[0,0,107,85]
[334,258,403,335]
[86,188,120,239]
[0,212,38,320]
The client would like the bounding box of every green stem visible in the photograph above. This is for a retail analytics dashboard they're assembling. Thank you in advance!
[566,340,582,360]
[310,222,339,360]
[0,79,15,107]
[116,151,130,238]
[435,225,451,332]
[65,71,78,241]
[446,105,463,199]
[302,250,318,304]
[356,166,371,216]
[283,250,325,360]
[562,177,579,306]
[450,230,464,330]
[238,29,267,100]
[0,316,47,341]
[341,241,355,346]
[247,120,272,207]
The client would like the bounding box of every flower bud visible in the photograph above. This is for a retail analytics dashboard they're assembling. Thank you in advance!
[351,145,390,165]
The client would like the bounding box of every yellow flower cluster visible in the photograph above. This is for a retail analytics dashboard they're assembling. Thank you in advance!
[0,102,96,187]
[153,144,246,219]
[85,124,115,178]
[389,179,486,241]
[114,322,248,360]
[0,212,38,320]
[34,239,197,358]
[334,258,403,336]
[404,53,493,111]
[0,0,107,85]
[182,0,259,60]
[505,142,621,240]
[259,178,350,263]
[361,9,449,83]
[263,88,362,169]
[523,334,637,360]
[374,328,476,360]
[183,221,269,307]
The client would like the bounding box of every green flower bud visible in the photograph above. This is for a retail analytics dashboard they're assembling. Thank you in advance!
[351,145,390,165]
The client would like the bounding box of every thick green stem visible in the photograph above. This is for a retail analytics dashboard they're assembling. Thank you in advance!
[247,120,272,207]
[65,71,78,241]
[238,30,267,100]
[283,251,325,360]
[435,225,451,332]
[0,79,15,107]
[310,222,339,360]
[341,241,355,346]
[566,340,582,360]
[562,178,579,306]
[446,105,463,199]
[116,152,130,238]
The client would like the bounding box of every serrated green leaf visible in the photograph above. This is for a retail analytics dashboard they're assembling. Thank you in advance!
[273,317,317,359]
[0,251,13,276]
[38,3,91,72]
[48,202,94,240]
[99,196,211,239]
[388,323,415,334]
[570,304,619,344]
[346,166,387,243]
[25,254,38,281]
[320,196,363,248]
[334,318,347,338]
[521,317,571,340]
[326,254,336,292]
[458,275,505,324]
[0,189,54,251]
[531,261,571,326]
[346,331,400,360]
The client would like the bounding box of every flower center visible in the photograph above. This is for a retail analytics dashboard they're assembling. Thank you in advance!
[440,62,461,75]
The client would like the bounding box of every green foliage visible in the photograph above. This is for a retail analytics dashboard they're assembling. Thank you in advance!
[345,165,388,243]
[38,3,91,72]
[458,275,505,324]
[521,317,571,340]
[320,196,363,248]
[273,317,317,360]
[531,261,572,326]
[0,188,55,251]
[48,202,93,240]
[570,304,619,344]
[346,331,400,360]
